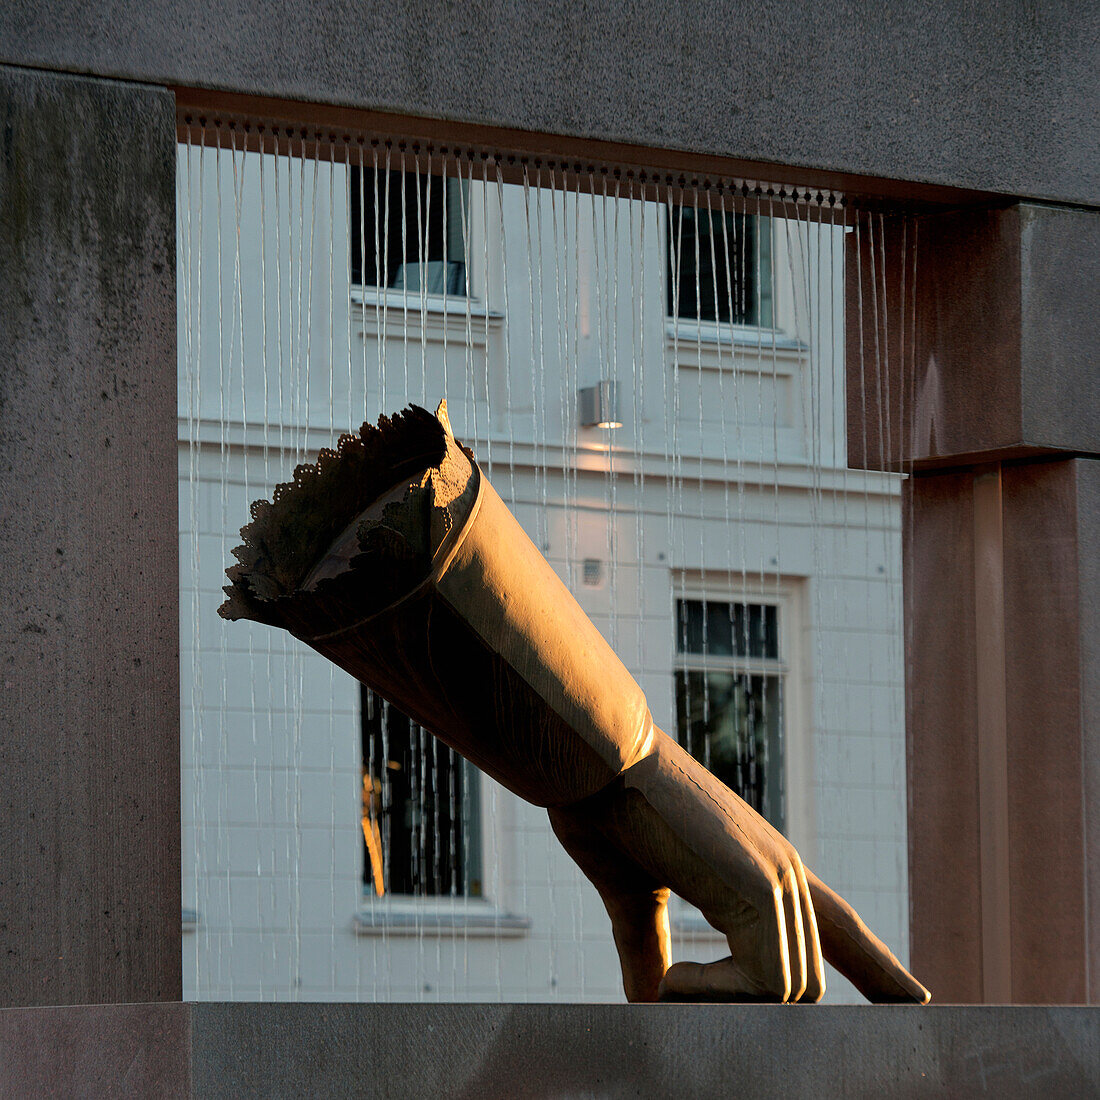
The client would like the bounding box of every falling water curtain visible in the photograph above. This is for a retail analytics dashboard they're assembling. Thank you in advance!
[176,105,917,1003]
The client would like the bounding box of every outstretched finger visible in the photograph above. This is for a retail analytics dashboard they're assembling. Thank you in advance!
[806,868,930,1004]
[778,866,808,1002]
[793,859,825,1002]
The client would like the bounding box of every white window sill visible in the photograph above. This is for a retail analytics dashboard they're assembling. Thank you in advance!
[675,655,788,677]
[351,285,503,321]
[671,909,725,938]
[354,899,530,938]
[665,317,804,351]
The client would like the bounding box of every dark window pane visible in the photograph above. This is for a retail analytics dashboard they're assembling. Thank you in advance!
[675,670,783,827]
[705,602,735,657]
[677,598,733,656]
[666,206,770,326]
[747,604,778,659]
[360,686,480,897]
[677,599,778,659]
[350,167,467,295]
[676,598,704,654]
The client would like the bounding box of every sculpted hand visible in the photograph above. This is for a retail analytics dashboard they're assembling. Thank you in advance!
[550,728,929,1005]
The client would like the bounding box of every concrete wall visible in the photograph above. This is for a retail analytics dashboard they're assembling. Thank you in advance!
[905,458,1100,1003]
[0,66,180,1005]
[847,206,1100,471]
[845,201,1100,1003]
[2,1,1099,207]
[2,0,1098,1025]
[3,1002,1099,1097]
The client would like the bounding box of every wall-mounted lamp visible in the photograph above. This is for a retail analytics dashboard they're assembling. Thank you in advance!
[578,382,622,429]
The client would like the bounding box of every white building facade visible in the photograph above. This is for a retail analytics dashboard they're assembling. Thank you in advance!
[178,135,908,1003]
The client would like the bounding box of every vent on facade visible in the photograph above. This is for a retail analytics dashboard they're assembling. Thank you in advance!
[582,559,603,587]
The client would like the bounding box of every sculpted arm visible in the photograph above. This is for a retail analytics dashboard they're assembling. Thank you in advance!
[221,402,930,1005]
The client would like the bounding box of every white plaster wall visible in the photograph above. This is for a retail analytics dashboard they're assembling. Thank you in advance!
[178,144,906,1003]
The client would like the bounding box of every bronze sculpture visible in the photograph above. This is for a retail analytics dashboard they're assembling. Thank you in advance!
[221,402,930,1005]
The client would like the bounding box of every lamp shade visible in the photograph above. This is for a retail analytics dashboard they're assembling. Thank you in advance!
[579,381,622,428]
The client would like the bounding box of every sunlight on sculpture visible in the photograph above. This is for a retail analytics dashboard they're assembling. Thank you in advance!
[220,402,931,1005]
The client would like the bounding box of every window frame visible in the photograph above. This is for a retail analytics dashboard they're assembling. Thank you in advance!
[661,206,815,467]
[669,576,813,939]
[349,163,471,298]
[359,686,483,902]
[663,203,777,332]
[354,689,527,938]
[673,594,788,830]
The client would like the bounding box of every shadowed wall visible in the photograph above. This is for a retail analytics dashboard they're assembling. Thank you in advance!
[0,67,180,1006]
[1,0,1098,206]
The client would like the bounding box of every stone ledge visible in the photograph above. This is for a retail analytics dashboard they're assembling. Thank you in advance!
[3,1002,1098,1097]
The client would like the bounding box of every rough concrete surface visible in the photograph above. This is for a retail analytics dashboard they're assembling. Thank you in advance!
[0,65,181,1006]
[847,205,1100,470]
[3,1002,1096,1098]
[188,1002,1100,1098]
[1020,206,1100,452]
[1,0,1098,205]
[0,1003,190,1099]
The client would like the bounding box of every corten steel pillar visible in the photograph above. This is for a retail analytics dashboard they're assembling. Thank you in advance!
[0,66,181,1006]
[848,204,1100,1004]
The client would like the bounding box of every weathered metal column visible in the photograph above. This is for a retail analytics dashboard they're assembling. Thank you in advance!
[848,204,1100,1003]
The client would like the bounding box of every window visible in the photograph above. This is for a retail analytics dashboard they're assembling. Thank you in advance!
[674,598,784,829]
[666,206,773,327]
[350,166,468,296]
[360,686,482,898]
